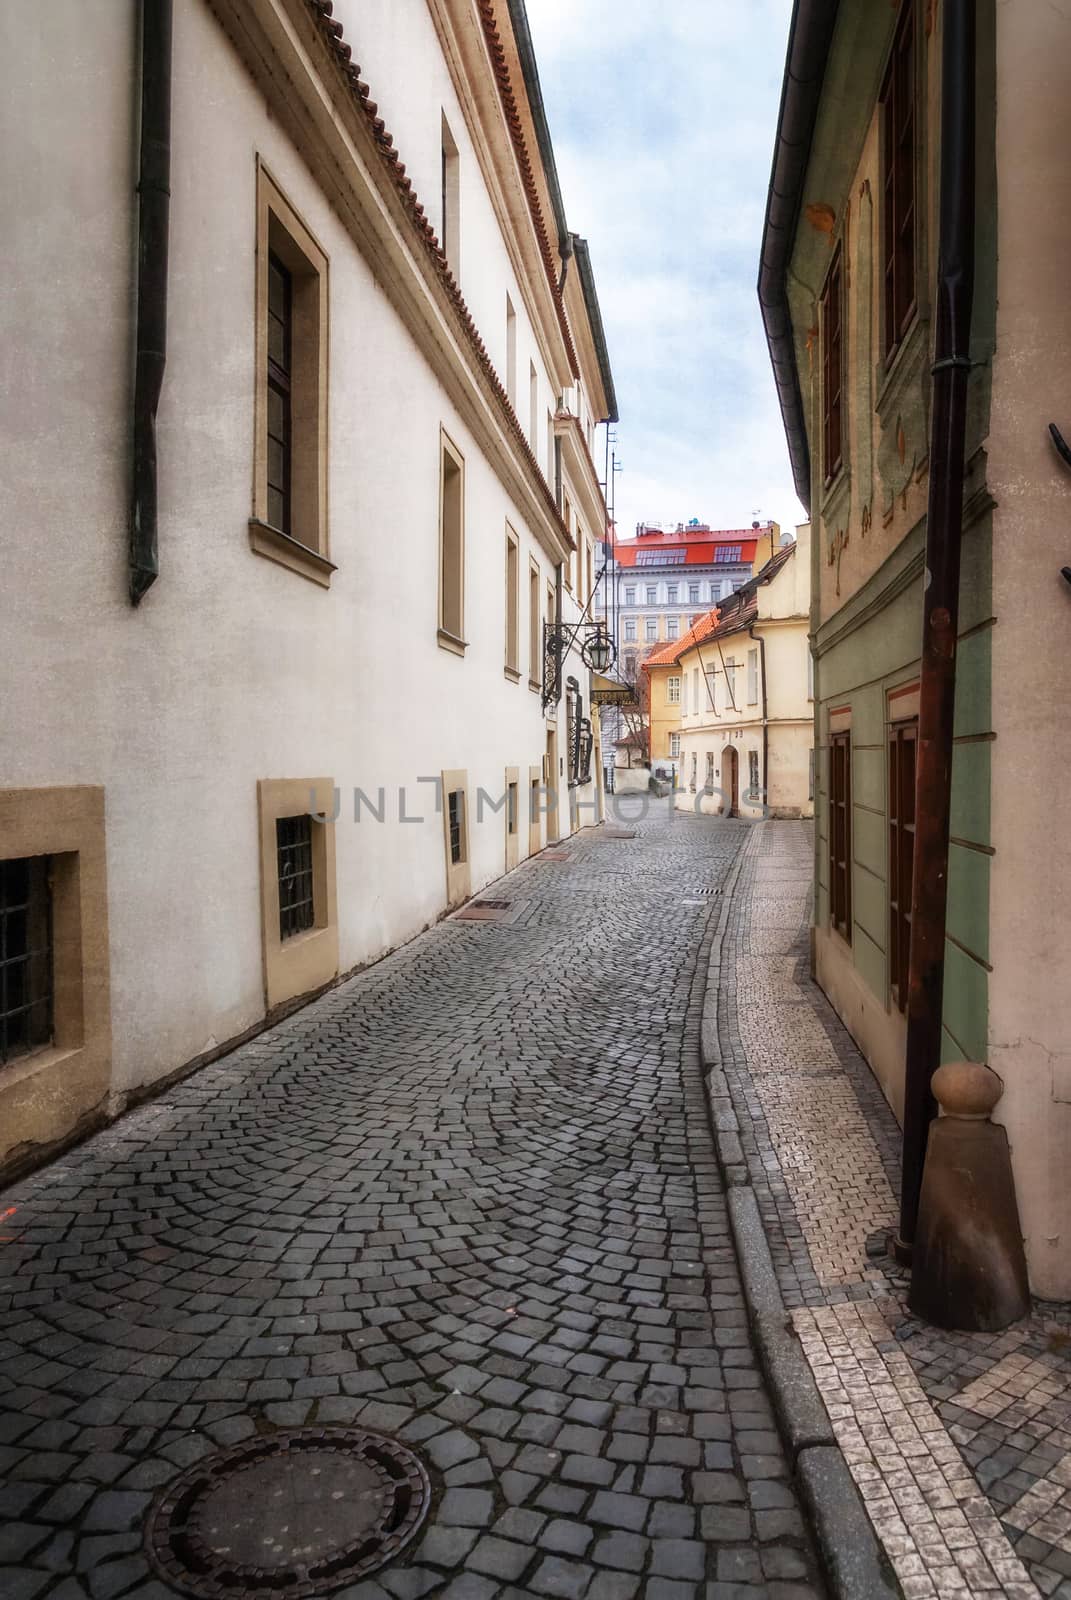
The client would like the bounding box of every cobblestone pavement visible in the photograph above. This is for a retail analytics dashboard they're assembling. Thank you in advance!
[0,811,827,1600]
[713,821,1071,1600]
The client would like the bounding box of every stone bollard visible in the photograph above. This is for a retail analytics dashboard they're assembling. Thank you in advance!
[909,1061,1030,1330]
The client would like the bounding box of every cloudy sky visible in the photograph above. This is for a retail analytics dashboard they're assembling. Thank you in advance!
[525,0,806,539]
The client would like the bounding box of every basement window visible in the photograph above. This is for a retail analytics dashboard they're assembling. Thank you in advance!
[276,815,315,941]
[0,856,52,1065]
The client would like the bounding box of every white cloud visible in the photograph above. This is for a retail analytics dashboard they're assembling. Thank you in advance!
[525,0,806,536]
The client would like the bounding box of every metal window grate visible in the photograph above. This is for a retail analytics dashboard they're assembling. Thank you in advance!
[276,815,315,940]
[448,790,464,865]
[0,856,52,1065]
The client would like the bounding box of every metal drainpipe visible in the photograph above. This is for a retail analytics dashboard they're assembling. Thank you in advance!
[130,0,173,605]
[749,625,768,815]
[895,0,977,1259]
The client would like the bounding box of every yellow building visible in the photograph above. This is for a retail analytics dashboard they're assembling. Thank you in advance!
[673,535,813,819]
[643,644,685,773]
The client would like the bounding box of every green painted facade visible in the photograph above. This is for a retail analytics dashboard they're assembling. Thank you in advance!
[795,0,998,1096]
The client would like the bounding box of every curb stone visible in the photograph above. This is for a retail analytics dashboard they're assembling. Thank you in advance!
[702,826,903,1600]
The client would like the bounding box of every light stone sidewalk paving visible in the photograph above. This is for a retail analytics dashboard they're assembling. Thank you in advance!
[716,821,1071,1600]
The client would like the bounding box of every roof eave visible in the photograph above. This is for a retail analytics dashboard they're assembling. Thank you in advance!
[504,0,572,262]
[572,235,619,423]
[757,0,840,514]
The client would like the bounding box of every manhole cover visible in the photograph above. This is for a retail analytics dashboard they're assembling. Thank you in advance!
[145,1427,430,1599]
[471,899,511,910]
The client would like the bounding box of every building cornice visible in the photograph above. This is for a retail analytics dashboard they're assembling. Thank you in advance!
[208,0,572,565]
[425,0,576,394]
[555,412,608,538]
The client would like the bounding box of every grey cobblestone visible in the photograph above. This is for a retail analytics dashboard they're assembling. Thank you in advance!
[0,814,825,1596]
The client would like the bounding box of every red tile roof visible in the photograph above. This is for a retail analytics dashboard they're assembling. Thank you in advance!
[607,522,775,569]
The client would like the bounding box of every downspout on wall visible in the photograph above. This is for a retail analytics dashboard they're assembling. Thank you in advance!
[130,0,173,605]
[896,0,977,1257]
[749,624,769,814]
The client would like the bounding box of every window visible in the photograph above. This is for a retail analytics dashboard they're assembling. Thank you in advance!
[438,432,465,651]
[667,617,679,642]
[448,789,464,864]
[442,769,472,904]
[693,667,700,712]
[882,0,916,357]
[645,617,658,642]
[747,648,759,705]
[668,675,681,704]
[705,668,717,710]
[529,559,541,687]
[690,753,697,792]
[266,254,292,535]
[646,585,657,605]
[624,617,637,642]
[506,294,517,406]
[504,526,519,678]
[624,652,637,680]
[667,584,678,603]
[711,583,722,602]
[748,749,760,800]
[705,752,715,790]
[624,586,636,605]
[888,719,917,1011]
[0,856,52,1065]
[563,498,574,591]
[683,674,689,716]
[688,583,700,603]
[441,113,460,266]
[715,546,742,564]
[252,164,330,584]
[507,781,518,835]
[276,815,314,940]
[258,778,339,1010]
[530,362,538,451]
[821,244,844,484]
[636,549,686,565]
[669,732,681,760]
[830,731,853,938]
[725,659,738,706]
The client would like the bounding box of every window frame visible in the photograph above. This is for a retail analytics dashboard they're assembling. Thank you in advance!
[258,778,339,1010]
[251,162,332,585]
[0,787,112,1175]
[668,675,681,705]
[438,429,466,655]
[528,558,541,690]
[504,524,520,681]
[442,769,471,906]
[820,242,844,487]
[829,730,853,940]
[881,0,918,361]
[888,716,918,1012]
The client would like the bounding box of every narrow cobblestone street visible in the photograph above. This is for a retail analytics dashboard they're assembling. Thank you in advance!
[0,813,826,1600]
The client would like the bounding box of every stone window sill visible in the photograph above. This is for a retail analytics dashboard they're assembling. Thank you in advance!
[249,520,336,587]
[504,665,522,684]
[437,628,468,657]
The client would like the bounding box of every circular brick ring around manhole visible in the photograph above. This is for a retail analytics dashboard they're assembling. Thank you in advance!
[144,1426,431,1599]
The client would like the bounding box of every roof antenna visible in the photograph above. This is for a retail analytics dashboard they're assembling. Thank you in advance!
[751,506,763,529]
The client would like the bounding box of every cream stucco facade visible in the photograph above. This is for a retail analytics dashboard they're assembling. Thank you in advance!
[673,535,813,822]
[0,0,616,1175]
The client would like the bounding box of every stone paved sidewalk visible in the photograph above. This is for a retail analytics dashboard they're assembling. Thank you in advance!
[0,811,826,1600]
[711,821,1071,1600]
